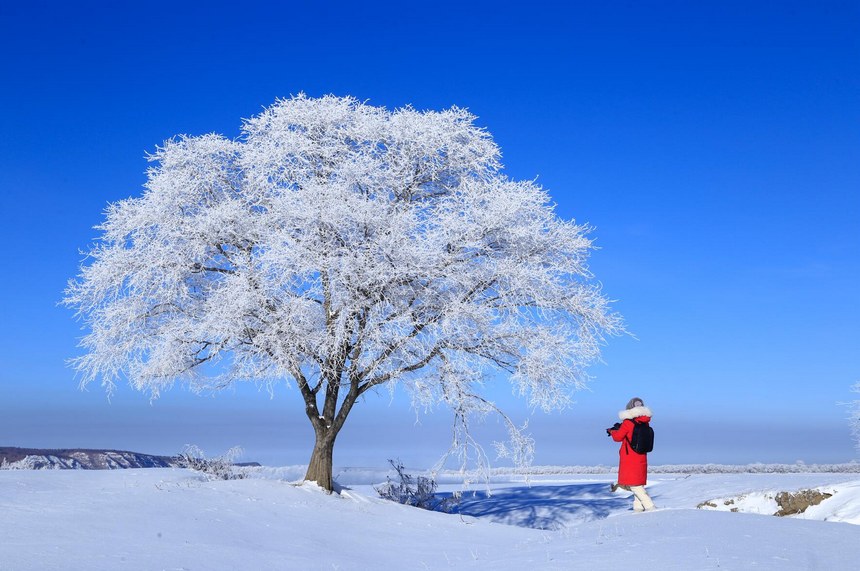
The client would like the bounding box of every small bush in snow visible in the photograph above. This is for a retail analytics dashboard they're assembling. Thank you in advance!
[174,445,245,480]
[375,459,458,512]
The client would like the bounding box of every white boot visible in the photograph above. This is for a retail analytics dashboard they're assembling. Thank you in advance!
[630,485,656,511]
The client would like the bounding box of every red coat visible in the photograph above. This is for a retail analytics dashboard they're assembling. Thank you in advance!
[610,407,652,486]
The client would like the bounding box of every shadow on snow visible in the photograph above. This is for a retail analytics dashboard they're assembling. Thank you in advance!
[436,482,635,530]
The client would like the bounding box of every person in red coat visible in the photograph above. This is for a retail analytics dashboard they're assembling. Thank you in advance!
[607,397,656,511]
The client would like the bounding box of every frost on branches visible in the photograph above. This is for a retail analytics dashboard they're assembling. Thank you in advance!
[850,382,860,455]
[64,94,623,491]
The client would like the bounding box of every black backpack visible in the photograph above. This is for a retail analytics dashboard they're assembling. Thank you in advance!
[627,419,654,454]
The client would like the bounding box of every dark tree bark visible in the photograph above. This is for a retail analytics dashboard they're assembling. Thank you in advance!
[299,363,361,492]
[304,428,337,491]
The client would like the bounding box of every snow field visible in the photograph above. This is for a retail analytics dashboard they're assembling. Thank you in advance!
[1,468,859,570]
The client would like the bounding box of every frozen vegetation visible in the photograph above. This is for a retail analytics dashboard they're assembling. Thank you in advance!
[63,95,622,490]
[1,465,859,570]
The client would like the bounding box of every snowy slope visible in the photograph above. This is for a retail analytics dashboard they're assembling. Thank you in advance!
[0,447,176,470]
[1,468,859,570]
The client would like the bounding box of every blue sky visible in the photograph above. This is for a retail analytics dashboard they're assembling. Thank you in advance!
[1,1,858,468]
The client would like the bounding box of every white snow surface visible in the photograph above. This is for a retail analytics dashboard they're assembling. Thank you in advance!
[2,467,859,570]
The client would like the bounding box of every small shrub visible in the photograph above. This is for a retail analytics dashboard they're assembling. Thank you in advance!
[174,445,245,480]
[375,459,458,512]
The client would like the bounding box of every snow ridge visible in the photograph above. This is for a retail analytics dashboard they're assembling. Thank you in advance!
[0,447,176,470]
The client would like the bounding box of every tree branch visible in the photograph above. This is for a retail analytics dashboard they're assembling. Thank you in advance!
[358,346,442,395]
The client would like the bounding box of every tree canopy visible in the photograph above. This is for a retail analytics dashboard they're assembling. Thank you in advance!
[65,94,623,490]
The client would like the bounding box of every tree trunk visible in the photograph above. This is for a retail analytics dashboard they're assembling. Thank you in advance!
[304,430,337,492]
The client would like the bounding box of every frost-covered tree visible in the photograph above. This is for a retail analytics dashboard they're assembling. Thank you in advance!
[65,94,622,491]
[850,382,860,455]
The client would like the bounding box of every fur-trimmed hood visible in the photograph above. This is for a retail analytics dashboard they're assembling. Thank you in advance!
[619,405,652,420]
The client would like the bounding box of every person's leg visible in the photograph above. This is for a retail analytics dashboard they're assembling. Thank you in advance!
[632,494,644,511]
[629,485,655,511]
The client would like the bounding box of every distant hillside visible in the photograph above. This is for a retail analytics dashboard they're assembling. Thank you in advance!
[0,447,177,470]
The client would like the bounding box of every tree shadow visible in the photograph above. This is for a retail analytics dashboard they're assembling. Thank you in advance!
[437,483,632,530]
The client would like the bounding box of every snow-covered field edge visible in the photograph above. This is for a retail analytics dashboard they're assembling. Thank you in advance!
[2,467,860,570]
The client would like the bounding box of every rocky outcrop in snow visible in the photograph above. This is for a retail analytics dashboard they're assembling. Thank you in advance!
[697,487,836,517]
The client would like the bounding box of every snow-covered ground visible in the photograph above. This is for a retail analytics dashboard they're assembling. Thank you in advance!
[1,467,859,570]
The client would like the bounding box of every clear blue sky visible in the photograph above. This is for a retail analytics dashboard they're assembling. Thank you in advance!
[1,1,858,468]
